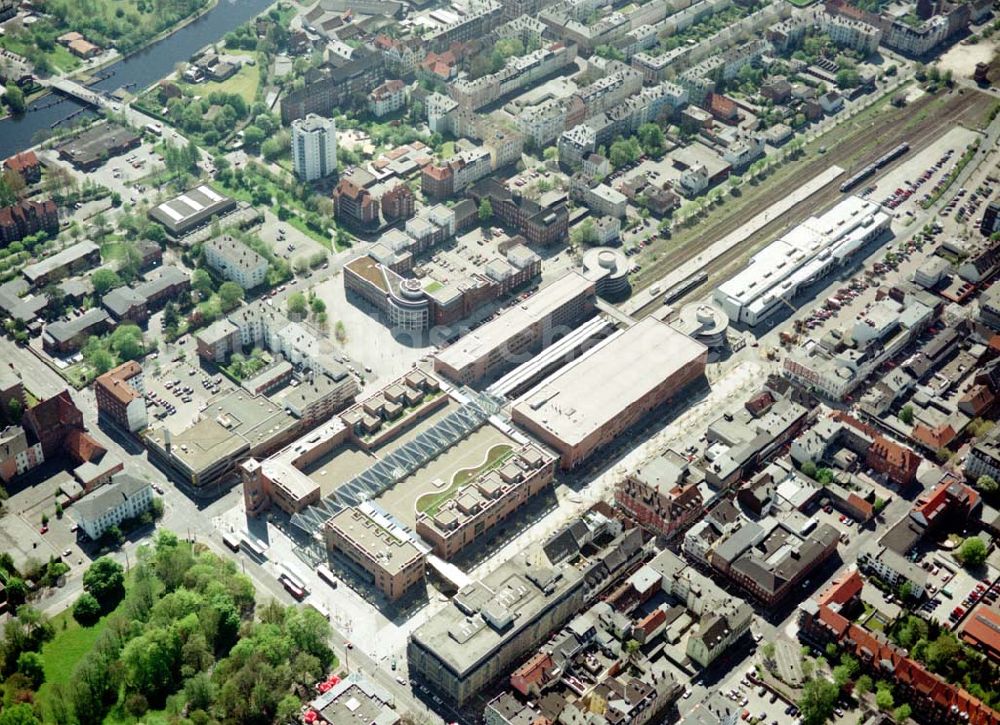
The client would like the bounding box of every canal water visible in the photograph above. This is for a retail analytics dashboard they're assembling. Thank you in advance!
[0,0,274,158]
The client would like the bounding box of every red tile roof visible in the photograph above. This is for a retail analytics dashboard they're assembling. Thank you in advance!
[961,605,1000,662]
[817,568,863,608]
[510,652,554,696]
[911,423,957,450]
[847,493,874,519]
[95,361,143,406]
[422,163,452,181]
[4,151,39,174]
[636,607,667,638]
[63,429,107,464]
[912,482,951,525]
[960,384,995,416]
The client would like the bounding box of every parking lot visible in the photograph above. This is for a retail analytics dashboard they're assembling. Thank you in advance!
[257,208,329,274]
[47,136,166,201]
[143,348,238,435]
[706,658,803,725]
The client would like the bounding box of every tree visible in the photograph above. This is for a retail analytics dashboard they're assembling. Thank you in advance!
[16,651,45,688]
[83,338,115,375]
[287,291,307,316]
[478,198,493,222]
[83,557,125,611]
[73,592,102,625]
[976,475,998,494]
[7,397,22,423]
[192,268,215,297]
[956,537,987,568]
[0,704,40,725]
[898,580,913,602]
[109,324,145,360]
[570,219,599,247]
[836,68,860,88]
[286,606,334,666]
[543,146,558,161]
[899,404,914,425]
[894,704,912,722]
[798,678,839,725]
[184,671,215,711]
[609,136,641,168]
[121,626,181,701]
[276,694,301,723]
[217,281,244,312]
[854,674,873,696]
[624,639,641,658]
[637,123,665,156]
[800,460,817,479]
[5,83,25,115]
[163,302,180,333]
[242,125,266,149]
[875,682,894,710]
[926,634,961,671]
[310,297,326,315]
[91,268,124,296]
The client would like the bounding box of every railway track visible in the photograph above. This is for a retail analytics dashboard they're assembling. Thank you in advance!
[628,88,994,318]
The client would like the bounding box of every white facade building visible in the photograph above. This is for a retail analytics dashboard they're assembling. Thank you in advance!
[714,196,891,327]
[73,473,153,540]
[204,235,269,290]
[292,114,337,182]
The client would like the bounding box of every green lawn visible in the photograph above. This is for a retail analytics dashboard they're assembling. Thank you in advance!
[36,605,112,710]
[0,36,81,73]
[785,0,817,6]
[288,214,332,250]
[101,240,128,264]
[417,444,514,515]
[178,60,261,104]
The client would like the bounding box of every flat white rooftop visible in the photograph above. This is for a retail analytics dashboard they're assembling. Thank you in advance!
[434,271,594,372]
[715,195,890,320]
[512,317,706,446]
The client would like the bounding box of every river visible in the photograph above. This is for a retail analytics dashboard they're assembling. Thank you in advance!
[0,0,275,158]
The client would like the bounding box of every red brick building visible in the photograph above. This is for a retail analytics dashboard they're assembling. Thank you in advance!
[800,581,1000,725]
[333,178,379,231]
[380,183,416,222]
[94,361,147,434]
[4,151,41,184]
[421,163,454,200]
[0,199,59,244]
[615,453,704,540]
[22,390,84,459]
[833,412,921,487]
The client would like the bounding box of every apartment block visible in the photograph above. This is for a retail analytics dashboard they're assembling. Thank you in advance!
[203,235,268,290]
[324,504,426,600]
[94,361,147,433]
[416,444,557,559]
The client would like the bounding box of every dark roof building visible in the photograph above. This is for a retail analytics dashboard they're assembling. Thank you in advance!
[148,185,237,238]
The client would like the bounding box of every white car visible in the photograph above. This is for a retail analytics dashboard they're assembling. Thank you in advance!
[683,689,692,699]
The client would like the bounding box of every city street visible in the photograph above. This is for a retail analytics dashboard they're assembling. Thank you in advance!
[0,333,438,722]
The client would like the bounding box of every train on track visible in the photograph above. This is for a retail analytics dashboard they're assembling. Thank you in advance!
[839,142,910,193]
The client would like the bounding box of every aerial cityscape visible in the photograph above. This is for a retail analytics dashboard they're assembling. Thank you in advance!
[0,0,999,723]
